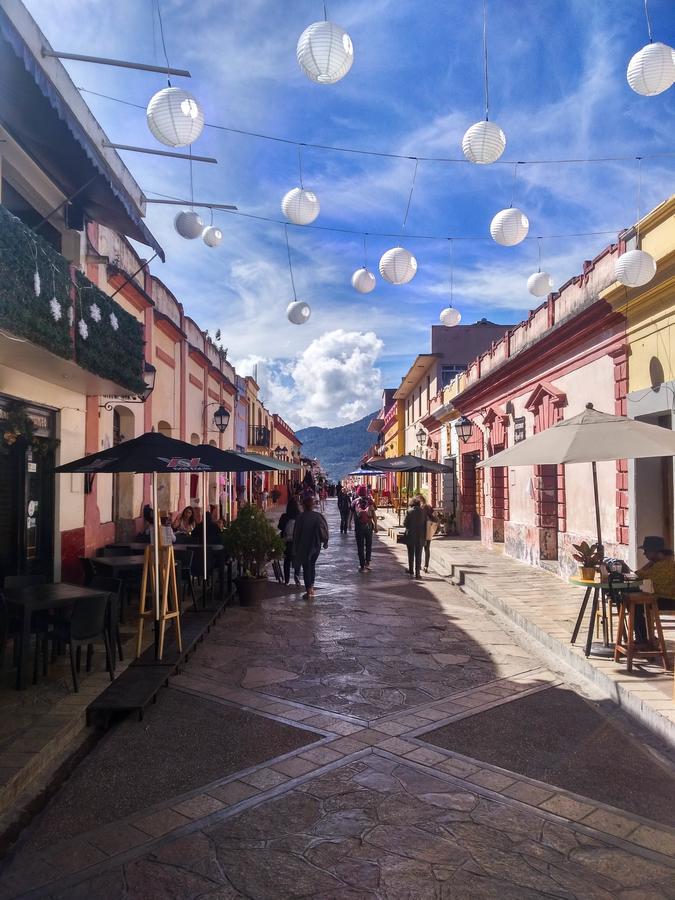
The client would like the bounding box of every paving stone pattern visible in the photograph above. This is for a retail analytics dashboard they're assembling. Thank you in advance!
[0,500,674,899]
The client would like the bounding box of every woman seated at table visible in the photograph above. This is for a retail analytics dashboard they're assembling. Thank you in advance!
[635,536,675,608]
[173,505,195,535]
[192,511,221,545]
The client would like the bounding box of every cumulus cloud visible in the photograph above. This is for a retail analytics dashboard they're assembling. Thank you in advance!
[235,329,384,429]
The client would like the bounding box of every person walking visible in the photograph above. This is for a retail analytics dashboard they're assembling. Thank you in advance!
[278,497,301,585]
[403,497,426,579]
[293,493,329,600]
[352,485,377,571]
[337,485,351,534]
[421,499,439,572]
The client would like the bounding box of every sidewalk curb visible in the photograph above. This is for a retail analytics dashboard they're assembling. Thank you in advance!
[380,518,675,749]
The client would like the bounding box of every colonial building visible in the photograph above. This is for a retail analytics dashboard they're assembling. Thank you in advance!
[450,240,628,577]
[602,194,675,566]
[0,1,301,582]
[393,320,511,502]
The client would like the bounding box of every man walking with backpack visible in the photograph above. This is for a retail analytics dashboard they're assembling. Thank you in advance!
[352,485,377,572]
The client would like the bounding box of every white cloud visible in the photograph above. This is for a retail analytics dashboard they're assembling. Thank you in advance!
[235,329,384,429]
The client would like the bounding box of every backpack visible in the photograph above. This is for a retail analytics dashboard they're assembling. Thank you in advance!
[282,517,295,542]
[357,502,371,527]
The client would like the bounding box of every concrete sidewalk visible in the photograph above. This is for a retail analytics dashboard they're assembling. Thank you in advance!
[379,510,675,747]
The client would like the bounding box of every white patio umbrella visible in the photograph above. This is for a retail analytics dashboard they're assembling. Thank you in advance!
[477,404,675,552]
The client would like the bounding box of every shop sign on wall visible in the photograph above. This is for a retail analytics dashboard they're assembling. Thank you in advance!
[514,417,526,444]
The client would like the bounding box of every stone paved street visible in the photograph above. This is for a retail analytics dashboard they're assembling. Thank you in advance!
[1,500,674,899]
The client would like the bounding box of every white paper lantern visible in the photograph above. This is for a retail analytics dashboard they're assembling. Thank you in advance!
[282,188,320,225]
[146,87,205,147]
[202,226,223,247]
[462,120,506,164]
[379,247,418,285]
[626,42,675,96]
[527,271,553,297]
[287,300,312,324]
[440,306,461,327]
[174,210,204,239]
[490,208,529,246]
[351,267,376,294]
[297,21,354,84]
[615,249,657,287]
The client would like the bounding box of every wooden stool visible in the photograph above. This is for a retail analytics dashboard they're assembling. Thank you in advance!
[614,593,669,672]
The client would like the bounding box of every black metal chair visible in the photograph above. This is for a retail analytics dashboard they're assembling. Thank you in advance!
[47,593,114,692]
[2,575,50,683]
[90,575,124,667]
[173,549,197,610]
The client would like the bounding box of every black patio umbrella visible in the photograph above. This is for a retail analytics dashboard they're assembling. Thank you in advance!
[363,455,453,474]
[53,431,222,475]
[364,455,453,523]
[55,434,280,623]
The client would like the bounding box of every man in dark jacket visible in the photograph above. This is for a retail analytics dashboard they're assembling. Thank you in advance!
[403,497,426,578]
[337,485,351,534]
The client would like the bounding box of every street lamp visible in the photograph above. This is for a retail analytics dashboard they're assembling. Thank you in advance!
[213,404,230,434]
[456,415,473,444]
[416,426,426,455]
[99,361,156,410]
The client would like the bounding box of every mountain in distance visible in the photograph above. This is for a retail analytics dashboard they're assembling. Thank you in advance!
[297,411,377,481]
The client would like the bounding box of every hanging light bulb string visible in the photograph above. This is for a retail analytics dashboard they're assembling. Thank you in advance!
[401,158,419,232]
[284,224,298,300]
[510,161,521,208]
[643,0,653,42]
[189,150,195,210]
[636,156,643,242]
[482,0,490,121]
[298,145,304,189]
[448,238,454,303]
[323,1,328,22]
[78,86,675,168]
[537,236,542,272]
[147,187,623,242]
[363,233,368,269]
[155,0,172,86]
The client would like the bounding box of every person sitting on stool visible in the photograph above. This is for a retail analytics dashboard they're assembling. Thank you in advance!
[634,535,675,642]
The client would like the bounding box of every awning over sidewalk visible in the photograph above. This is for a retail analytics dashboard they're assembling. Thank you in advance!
[0,6,164,260]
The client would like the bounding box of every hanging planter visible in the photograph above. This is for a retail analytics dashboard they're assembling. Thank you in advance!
[296,21,354,84]
[146,87,205,147]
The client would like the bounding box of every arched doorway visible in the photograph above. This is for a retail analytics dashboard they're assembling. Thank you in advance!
[157,420,173,516]
[112,406,136,539]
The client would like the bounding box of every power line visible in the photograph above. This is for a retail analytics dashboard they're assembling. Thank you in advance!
[77,86,675,168]
[144,188,620,243]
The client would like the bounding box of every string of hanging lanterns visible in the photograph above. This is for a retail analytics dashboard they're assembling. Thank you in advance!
[137,0,670,316]
[461,0,507,166]
[626,1,675,96]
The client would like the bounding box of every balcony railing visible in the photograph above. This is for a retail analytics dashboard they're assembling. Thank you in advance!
[0,205,145,393]
[248,426,271,448]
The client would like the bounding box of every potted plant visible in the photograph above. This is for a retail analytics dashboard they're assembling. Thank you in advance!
[221,504,284,606]
[572,541,603,581]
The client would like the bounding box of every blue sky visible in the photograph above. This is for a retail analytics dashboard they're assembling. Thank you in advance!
[25,0,675,427]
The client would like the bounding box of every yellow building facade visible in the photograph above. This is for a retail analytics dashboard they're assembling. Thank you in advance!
[603,194,675,563]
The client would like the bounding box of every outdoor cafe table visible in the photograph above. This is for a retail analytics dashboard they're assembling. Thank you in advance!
[107,543,227,602]
[569,576,642,658]
[5,583,110,690]
[91,555,145,580]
